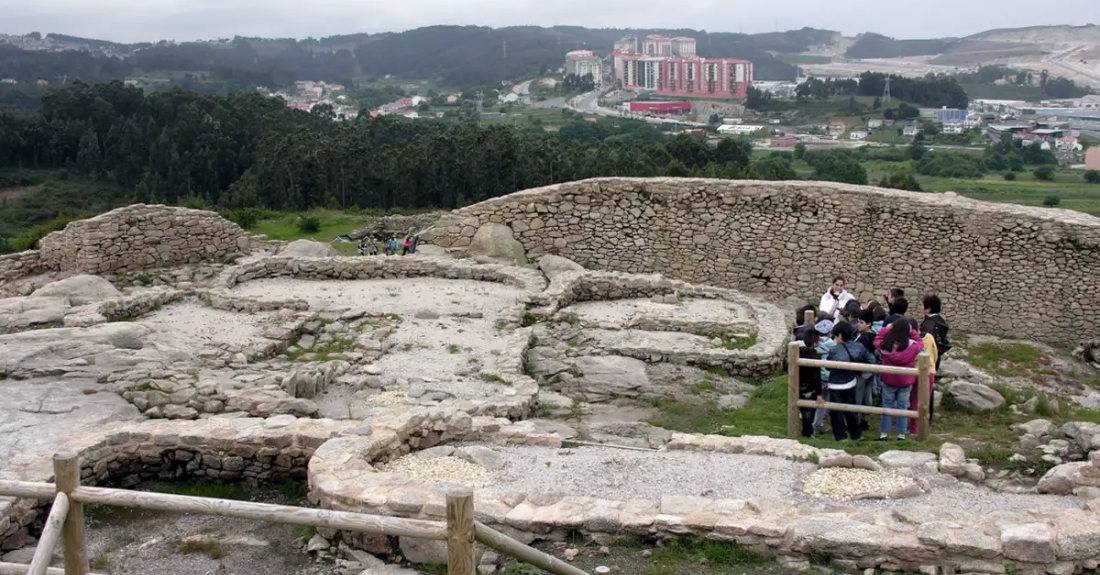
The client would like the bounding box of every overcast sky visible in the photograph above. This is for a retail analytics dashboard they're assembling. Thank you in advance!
[1,0,1097,44]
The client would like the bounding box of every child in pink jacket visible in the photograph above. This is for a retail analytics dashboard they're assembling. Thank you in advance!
[874,318,923,441]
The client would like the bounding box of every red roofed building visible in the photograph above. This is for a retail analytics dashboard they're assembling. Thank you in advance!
[628,101,691,115]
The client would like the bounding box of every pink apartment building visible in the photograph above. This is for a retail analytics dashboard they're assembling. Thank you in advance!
[612,35,753,99]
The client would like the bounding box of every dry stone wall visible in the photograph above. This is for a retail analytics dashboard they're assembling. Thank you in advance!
[36,204,255,274]
[424,178,1100,344]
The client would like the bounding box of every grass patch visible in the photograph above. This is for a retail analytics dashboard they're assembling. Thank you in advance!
[521,313,540,328]
[447,343,461,354]
[91,553,109,570]
[177,538,227,560]
[295,525,318,540]
[966,343,1049,377]
[719,333,758,350]
[654,537,765,566]
[646,373,1100,462]
[479,373,511,385]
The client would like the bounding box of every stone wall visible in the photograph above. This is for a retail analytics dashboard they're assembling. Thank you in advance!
[424,178,1100,344]
[37,205,255,274]
[0,251,41,283]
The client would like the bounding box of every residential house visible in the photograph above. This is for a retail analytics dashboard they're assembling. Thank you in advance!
[868,119,885,129]
[770,136,798,148]
[826,120,847,138]
[942,122,966,135]
[446,95,459,104]
[848,130,869,141]
[902,124,922,137]
[0,78,15,84]
[1060,137,1083,151]
[35,79,48,86]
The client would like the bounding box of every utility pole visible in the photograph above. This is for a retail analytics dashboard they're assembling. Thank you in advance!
[503,38,507,59]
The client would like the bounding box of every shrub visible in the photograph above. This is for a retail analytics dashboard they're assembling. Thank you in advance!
[1043,195,1062,207]
[178,196,206,210]
[9,215,85,251]
[1086,170,1100,184]
[1003,172,1017,181]
[1033,165,1055,181]
[221,209,261,230]
[296,215,322,234]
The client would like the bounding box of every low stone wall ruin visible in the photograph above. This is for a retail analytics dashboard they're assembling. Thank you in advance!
[425,178,1100,344]
[36,204,256,274]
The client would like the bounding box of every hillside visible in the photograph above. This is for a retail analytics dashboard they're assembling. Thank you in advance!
[844,33,958,59]
[0,25,836,89]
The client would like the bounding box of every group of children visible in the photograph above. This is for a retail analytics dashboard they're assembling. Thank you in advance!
[358,235,419,257]
[793,276,952,442]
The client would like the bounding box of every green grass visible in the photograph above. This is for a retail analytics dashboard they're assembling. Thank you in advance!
[719,333,758,350]
[653,537,765,566]
[919,172,1100,215]
[646,372,1100,463]
[964,343,1050,377]
[479,373,511,385]
[253,209,366,256]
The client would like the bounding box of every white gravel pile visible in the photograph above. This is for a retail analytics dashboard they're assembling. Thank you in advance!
[378,455,490,487]
[803,468,918,500]
[367,390,414,406]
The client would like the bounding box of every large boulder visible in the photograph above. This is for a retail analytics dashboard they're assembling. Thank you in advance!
[32,275,122,305]
[878,450,937,469]
[538,254,584,280]
[0,296,72,332]
[570,355,651,401]
[948,382,1005,412]
[1037,462,1100,495]
[282,239,338,258]
[467,224,526,265]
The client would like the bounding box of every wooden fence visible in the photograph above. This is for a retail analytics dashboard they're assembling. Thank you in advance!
[0,452,588,575]
[786,339,932,441]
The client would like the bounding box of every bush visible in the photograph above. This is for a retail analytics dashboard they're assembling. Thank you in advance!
[1043,195,1062,207]
[1033,166,1055,181]
[1086,170,1100,184]
[296,215,322,234]
[178,196,206,210]
[9,215,85,251]
[221,209,261,230]
[1003,172,1017,181]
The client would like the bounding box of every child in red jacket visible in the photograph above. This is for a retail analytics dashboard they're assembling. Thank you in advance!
[875,318,923,441]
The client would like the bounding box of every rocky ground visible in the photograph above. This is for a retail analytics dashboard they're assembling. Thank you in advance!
[7,242,1100,575]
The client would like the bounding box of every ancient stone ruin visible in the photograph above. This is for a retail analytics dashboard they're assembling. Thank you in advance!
[425,177,1100,344]
[2,183,1100,574]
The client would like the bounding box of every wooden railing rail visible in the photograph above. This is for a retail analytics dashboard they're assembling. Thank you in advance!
[0,452,589,575]
[787,341,931,440]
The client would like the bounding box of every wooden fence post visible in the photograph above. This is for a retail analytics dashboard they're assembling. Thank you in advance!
[53,452,88,575]
[787,341,801,438]
[446,489,475,575]
[916,352,932,441]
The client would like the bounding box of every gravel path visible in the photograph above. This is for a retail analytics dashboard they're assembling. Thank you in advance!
[475,445,1082,514]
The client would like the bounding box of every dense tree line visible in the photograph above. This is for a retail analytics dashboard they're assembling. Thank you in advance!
[0,82,777,221]
[788,73,968,109]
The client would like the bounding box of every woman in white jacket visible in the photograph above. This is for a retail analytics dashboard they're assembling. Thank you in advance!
[819,276,854,321]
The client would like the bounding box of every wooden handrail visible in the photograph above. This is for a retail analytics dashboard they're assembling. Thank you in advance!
[0,481,56,499]
[0,468,592,575]
[475,521,590,575]
[0,563,103,575]
[69,486,448,540]
[55,451,89,575]
[796,358,918,376]
[787,341,932,440]
[795,400,917,418]
[26,493,68,575]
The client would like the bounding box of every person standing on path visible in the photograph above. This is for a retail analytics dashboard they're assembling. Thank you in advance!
[825,323,875,442]
[875,318,924,441]
[819,276,854,322]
